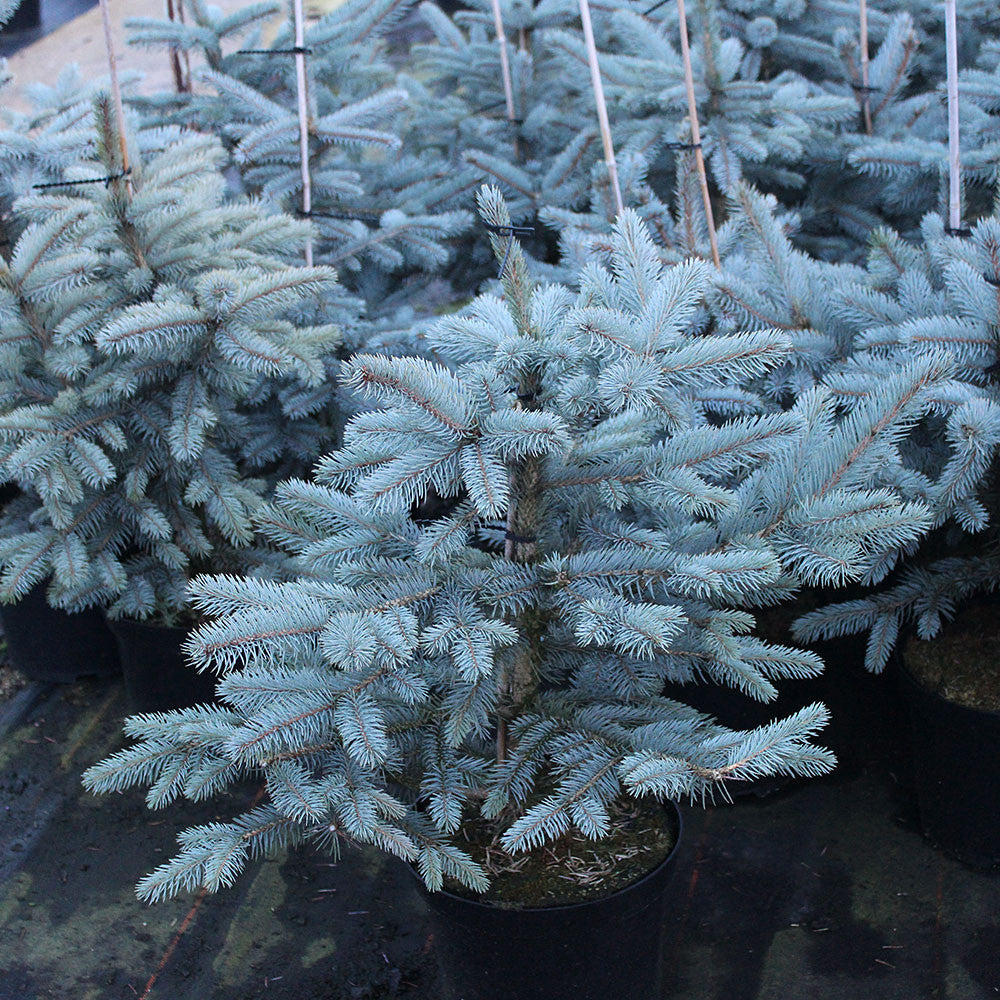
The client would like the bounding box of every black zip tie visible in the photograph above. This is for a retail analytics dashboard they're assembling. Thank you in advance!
[476,101,523,123]
[850,83,880,95]
[944,225,973,238]
[236,46,312,55]
[298,208,381,224]
[484,221,534,279]
[504,530,536,544]
[664,140,701,151]
[643,0,669,14]
[33,168,132,190]
[472,99,508,115]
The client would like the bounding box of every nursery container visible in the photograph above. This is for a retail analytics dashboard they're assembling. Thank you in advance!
[2,0,41,31]
[419,804,682,1000]
[663,634,901,778]
[899,661,1000,868]
[0,584,120,682]
[108,617,215,713]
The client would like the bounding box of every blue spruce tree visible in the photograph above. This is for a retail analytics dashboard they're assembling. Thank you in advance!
[85,188,942,898]
[122,0,471,323]
[792,213,1000,670]
[0,96,344,619]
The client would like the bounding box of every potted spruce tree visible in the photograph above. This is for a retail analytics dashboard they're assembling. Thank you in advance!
[0,97,343,707]
[85,190,940,998]
[793,213,1000,866]
[0,61,135,683]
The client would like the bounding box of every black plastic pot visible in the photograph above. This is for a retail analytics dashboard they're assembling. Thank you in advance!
[662,634,904,777]
[899,661,1000,868]
[107,617,215,714]
[418,803,682,1000]
[0,584,119,682]
[2,0,41,31]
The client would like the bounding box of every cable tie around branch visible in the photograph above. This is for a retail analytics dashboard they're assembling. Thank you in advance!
[850,83,879,95]
[664,140,702,151]
[33,167,132,190]
[236,46,312,55]
[504,530,537,545]
[643,0,669,15]
[483,221,534,279]
[472,99,509,115]
[471,99,524,124]
[298,208,381,224]
[944,225,972,238]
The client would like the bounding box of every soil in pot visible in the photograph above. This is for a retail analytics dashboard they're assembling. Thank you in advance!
[0,584,120,683]
[901,602,1000,868]
[420,801,681,1000]
[108,617,216,714]
[445,797,676,907]
[903,603,1000,711]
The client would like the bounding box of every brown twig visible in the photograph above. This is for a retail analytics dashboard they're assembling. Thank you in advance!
[98,0,133,196]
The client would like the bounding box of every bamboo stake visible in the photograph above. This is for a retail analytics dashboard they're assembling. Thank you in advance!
[490,0,517,123]
[944,0,962,233]
[292,0,313,266]
[677,0,719,267]
[98,0,133,195]
[578,0,623,217]
[859,0,872,134]
[489,0,520,159]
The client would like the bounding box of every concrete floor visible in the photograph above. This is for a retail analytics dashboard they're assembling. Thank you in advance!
[0,675,997,1000]
[0,0,344,113]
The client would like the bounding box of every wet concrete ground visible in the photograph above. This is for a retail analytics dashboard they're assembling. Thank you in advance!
[0,676,997,1000]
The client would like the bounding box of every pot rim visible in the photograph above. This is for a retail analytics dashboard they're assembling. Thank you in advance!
[898,654,1000,722]
[416,799,683,914]
[106,614,187,636]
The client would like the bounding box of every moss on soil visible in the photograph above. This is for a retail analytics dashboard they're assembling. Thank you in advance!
[444,797,676,909]
[0,640,25,703]
[904,603,1000,712]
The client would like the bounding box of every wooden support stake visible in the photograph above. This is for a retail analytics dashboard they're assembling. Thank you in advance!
[677,0,719,267]
[490,0,517,124]
[292,0,313,266]
[490,0,520,159]
[578,0,623,217]
[98,0,133,195]
[944,0,962,233]
[859,0,872,134]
